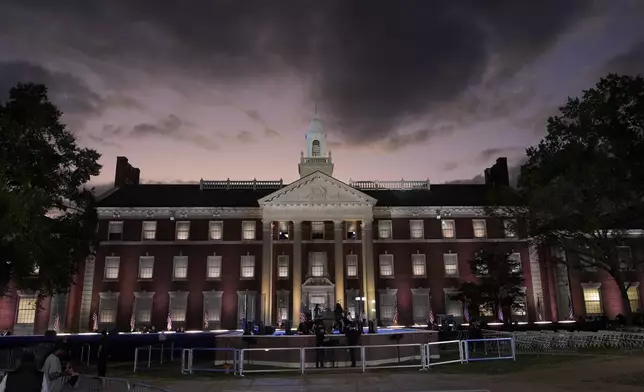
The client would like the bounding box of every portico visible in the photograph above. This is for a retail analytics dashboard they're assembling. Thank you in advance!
[258,170,377,325]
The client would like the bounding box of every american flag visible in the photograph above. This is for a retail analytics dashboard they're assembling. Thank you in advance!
[463,301,470,322]
[204,310,209,330]
[300,304,307,323]
[166,312,173,331]
[427,299,435,326]
[53,314,60,333]
[392,303,399,326]
[92,312,98,331]
[536,297,543,321]
[567,294,574,320]
[130,312,135,332]
[498,306,504,322]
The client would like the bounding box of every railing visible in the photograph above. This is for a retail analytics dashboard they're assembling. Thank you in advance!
[199,179,284,190]
[300,157,331,164]
[349,179,431,190]
[176,338,516,376]
[59,375,174,392]
[133,343,178,373]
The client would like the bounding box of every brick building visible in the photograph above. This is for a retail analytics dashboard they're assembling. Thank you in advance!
[1,116,642,334]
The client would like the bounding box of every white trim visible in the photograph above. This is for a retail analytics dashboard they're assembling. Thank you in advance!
[100,240,264,246]
[373,206,486,218]
[99,207,262,220]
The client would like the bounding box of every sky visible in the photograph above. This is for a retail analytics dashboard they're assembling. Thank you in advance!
[1,1,644,189]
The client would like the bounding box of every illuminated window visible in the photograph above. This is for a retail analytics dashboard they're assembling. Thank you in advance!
[582,285,602,315]
[443,253,459,276]
[310,252,326,277]
[104,256,120,280]
[346,254,358,277]
[311,221,325,239]
[169,292,188,323]
[175,221,190,240]
[379,254,394,277]
[444,289,463,317]
[209,221,223,240]
[412,254,426,276]
[242,221,256,240]
[378,290,397,322]
[479,305,493,317]
[203,291,223,326]
[504,220,517,238]
[509,252,522,273]
[98,292,119,325]
[139,256,154,279]
[206,255,222,279]
[441,220,455,238]
[16,295,37,325]
[512,287,527,316]
[173,256,188,279]
[108,221,123,240]
[627,285,640,312]
[411,289,430,323]
[240,255,255,278]
[472,220,486,238]
[410,220,424,239]
[134,293,154,323]
[142,221,157,240]
[378,220,392,239]
[277,255,289,278]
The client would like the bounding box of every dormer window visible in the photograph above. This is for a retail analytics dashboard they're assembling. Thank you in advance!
[312,140,321,156]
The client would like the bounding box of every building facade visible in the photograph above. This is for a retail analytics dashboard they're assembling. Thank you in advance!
[1,116,643,334]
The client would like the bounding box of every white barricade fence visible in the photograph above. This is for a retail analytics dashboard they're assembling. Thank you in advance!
[239,347,303,375]
[181,348,240,375]
[425,339,464,367]
[463,337,515,363]
[301,345,364,372]
[133,342,179,373]
[362,343,426,372]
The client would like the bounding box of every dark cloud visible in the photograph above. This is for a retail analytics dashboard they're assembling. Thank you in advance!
[603,41,644,76]
[0,1,592,147]
[474,147,526,165]
[235,130,254,143]
[445,155,527,187]
[241,109,280,138]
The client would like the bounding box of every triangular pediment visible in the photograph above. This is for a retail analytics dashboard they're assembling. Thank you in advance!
[258,171,377,205]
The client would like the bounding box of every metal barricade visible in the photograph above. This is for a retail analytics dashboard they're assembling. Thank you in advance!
[80,343,91,367]
[133,343,178,373]
[62,375,131,392]
[463,337,515,363]
[185,348,240,375]
[362,343,426,372]
[425,339,464,367]
[301,345,363,373]
[239,347,303,376]
[129,382,175,392]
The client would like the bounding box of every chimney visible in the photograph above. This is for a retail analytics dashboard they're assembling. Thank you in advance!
[114,156,141,187]
[484,157,510,187]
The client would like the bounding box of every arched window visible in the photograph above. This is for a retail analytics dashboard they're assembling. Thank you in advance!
[312,140,321,156]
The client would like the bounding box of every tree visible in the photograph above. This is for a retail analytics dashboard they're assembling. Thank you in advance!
[492,74,644,320]
[451,243,525,323]
[0,83,101,298]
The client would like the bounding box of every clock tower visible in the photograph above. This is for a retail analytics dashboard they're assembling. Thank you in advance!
[298,114,334,178]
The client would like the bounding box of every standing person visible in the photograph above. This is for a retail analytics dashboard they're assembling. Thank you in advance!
[345,325,361,367]
[96,330,110,377]
[42,344,70,392]
[0,352,46,392]
[314,321,326,368]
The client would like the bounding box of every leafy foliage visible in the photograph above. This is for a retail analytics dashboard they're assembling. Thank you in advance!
[0,83,101,297]
[452,243,525,322]
[491,73,644,317]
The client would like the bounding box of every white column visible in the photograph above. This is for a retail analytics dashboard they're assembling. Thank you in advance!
[292,221,303,325]
[361,220,376,321]
[334,220,345,308]
[261,220,273,325]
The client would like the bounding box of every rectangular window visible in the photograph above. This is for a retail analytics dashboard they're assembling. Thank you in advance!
[410,220,424,239]
[412,254,426,276]
[513,287,527,316]
[509,252,522,273]
[378,291,396,322]
[311,221,325,239]
[240,255,255,278]
[276,291,290,322]
[138,256,154,279]
[134,295,153,323]
[379,254,394,277]
[173,256,188,279]
[104,256,120,280]
[237,291,257,328]
[378,220,392,239]
[310,252,326,277]
[628,285,640,312]
[278,221,290,240]
[346,254,358,277]
[346,221,358,240]
[583,286,602,315]
[209,221,223,240]
[441,220,455,238]
[169,293,188,323]
[203,291,223,326]
[98,294,119,324]
[108,221,123,241]
[443,253,459,276]
[16,295,37,325]
[617,246,633,271]
[504,219,517,238]
[175,221,190,240]
[207,255,222,279]
[479,304,493,317]
[472,219,486,238]
[444,290,463,317]
[277,255,289,278]
[142,221,157,240]
[242,221,256,240]
[411,291,429,322]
